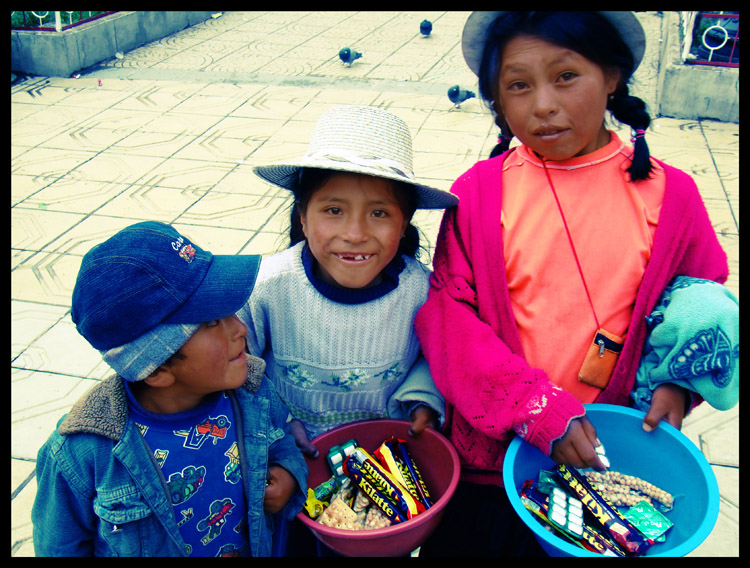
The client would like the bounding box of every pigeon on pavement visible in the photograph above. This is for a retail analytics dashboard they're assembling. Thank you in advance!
[447,85,476,109]
[339,47,363,67]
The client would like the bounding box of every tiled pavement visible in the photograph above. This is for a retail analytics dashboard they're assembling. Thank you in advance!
[11,12,738,557]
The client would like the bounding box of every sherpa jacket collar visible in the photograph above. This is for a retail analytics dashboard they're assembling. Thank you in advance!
[58,356,266,441]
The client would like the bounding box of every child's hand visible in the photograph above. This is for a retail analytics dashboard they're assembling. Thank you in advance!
[642,383,689,432]
[408,405,438,437]
[550,416,607,471]
[289,418,319,458]
[263,465,298,514]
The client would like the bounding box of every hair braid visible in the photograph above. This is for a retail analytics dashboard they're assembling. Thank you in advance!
[489,115,513,158]
[608,85,654,181]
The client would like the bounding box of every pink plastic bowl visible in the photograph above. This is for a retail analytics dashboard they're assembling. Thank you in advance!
[295,419,460,557]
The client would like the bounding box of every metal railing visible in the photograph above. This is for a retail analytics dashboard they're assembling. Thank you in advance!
[11,11,115,31]
[681,11,739,68]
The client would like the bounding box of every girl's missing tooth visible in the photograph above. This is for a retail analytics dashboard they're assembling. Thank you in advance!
[242,104,457,450]
[243,105,458,556]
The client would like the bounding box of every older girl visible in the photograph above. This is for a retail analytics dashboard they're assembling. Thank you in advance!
[415,12,728,556]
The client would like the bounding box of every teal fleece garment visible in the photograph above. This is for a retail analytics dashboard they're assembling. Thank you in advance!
[633,276,739,411]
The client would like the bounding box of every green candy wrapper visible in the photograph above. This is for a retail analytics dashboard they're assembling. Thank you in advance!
[537,469,560,495]
[623,500,674,542]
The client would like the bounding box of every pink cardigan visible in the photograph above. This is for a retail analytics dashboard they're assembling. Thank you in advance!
[414,152,729,486]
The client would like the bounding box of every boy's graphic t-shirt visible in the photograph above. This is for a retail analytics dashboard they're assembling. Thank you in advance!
[125,387,250,557]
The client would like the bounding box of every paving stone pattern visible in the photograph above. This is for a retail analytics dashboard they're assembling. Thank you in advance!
[11,11,738,557]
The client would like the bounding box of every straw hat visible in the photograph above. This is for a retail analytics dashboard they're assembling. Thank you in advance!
[253,105,458,210]
[461,11,646,77]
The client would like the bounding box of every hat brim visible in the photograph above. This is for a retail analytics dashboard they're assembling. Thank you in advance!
[163,253,261,325]
[462,11,646,77]
[254,162,458,210]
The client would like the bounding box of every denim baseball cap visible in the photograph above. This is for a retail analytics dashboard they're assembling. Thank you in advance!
[72,221,260,351]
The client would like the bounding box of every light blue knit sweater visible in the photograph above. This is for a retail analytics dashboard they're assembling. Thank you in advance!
[238,242,445,440]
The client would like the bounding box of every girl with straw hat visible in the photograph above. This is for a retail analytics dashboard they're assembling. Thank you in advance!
[239,106,457,552]
[247,104,457,444]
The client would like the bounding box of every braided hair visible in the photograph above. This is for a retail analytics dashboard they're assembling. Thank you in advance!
[478,11,653,181]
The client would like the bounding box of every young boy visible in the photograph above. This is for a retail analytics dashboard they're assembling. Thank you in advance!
[31,221,308,557]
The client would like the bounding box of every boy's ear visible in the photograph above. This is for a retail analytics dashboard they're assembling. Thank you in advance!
[143,367,176,388]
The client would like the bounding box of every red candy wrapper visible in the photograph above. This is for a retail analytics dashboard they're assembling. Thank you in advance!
[554,464,653,556]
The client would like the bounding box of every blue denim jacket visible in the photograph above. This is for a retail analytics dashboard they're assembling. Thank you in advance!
[32,358,308,557]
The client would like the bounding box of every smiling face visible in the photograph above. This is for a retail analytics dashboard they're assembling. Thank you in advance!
[497,35,620,160]
[135,315,250,414]
[299,173,410,289]
[170,315,249,392]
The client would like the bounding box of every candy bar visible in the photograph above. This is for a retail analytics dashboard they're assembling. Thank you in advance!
[343,458,408,524]
[373,442,416,502]
[377,437,433,509]
[346,447,424,518]
[521,480,627,557]
[312,476,338,502]
[554,464,653,556]
[384,437,433,508]
[580,522,628,556]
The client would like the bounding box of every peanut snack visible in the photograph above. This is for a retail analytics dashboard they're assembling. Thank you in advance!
[584,470,674,510]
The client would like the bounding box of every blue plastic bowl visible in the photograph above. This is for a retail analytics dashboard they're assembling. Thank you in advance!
[503,403,720,557]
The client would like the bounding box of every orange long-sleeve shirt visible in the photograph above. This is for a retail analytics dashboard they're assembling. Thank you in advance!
[501,132,665,402]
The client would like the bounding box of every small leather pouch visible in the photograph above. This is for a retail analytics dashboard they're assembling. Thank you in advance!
[578,329,624,389]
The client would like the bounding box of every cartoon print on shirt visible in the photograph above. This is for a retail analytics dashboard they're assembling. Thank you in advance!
[223,442,241,484]
[177,508,194,528]
[167,465,206,505]
[669,328,737,388]
[173,414,231,449]
[197,498,235,545]
[153,449,169,468]
[216,543,244,557]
